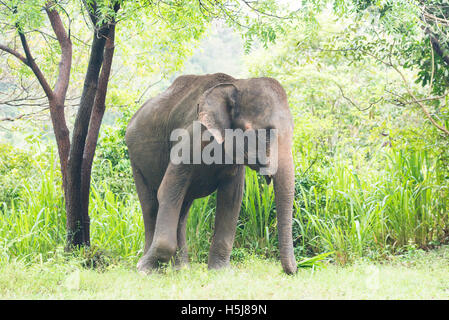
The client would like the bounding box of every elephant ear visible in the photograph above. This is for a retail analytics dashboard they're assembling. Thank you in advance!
[198,83,238,144]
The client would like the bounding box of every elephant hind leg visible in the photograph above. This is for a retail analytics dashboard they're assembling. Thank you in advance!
[131,165,158,256]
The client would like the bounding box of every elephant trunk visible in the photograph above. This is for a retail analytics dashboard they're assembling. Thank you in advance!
[273,140,297,274]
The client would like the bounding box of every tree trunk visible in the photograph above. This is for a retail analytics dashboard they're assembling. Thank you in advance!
[65,27,109,248]
[65,0,120,249]
[80,24,117,247]
[48,99,71,189]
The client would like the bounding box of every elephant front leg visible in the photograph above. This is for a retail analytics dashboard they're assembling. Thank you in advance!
[208,166,245,270]
[137,164,191,273]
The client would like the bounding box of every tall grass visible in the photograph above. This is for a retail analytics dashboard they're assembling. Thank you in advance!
[0,149,65,263]
[186,195,215,262]
[1,145,448,266]
[236,169,277,257]
[293,149,449,264]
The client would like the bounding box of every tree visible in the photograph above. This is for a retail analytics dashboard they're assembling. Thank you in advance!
[0,0,123,247]
[320,0,449,136]
[0,0,295,248]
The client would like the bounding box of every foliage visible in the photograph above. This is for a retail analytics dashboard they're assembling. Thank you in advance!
[90,109,134,199]
[182,23,247,78]
[246,9,440,169]
[342,0,449,95]
[0,140,59,208]
[0,0,293,121]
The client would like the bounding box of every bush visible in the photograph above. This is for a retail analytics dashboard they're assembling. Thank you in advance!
[91,114,135,199]
[0,143,59,209]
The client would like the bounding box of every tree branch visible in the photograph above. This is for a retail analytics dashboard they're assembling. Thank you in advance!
[81,23,117,241]
[0,43,28,65]
[335,82,383,112]
[362,49,449,136]
[0,107,50,122]
[426,28,449,68]
[45,1,72,103]
[16,25,54,100]
[393,63,449,136]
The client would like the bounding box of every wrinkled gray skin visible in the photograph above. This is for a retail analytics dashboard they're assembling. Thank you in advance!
[125,73,297,274]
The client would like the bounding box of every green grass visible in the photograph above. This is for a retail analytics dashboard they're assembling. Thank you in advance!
[1,246,449,299]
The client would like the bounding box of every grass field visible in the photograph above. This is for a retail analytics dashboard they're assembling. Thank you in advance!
[1,246,448,299]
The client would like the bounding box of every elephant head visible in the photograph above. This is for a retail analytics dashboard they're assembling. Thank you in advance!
[198,78,297,274]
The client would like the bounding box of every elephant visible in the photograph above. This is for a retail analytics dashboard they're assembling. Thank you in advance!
[125,73,297,274]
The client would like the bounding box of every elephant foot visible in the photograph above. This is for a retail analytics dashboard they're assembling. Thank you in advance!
[137,242,177,273]
[208,256,231,271]
[137,255,159,274]
[173,249,190,270]
[208,243,232,270]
